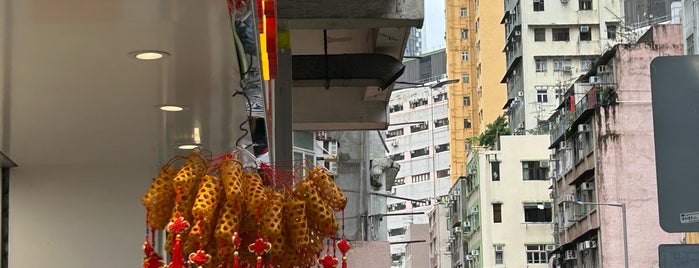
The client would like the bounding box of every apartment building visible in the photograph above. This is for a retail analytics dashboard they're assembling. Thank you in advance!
[447,135,554,268]
[387,50,453,267]
[501,0,624,133]
[547,24,683,267]
[446,0,507,185]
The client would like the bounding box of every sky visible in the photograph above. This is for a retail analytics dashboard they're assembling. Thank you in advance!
[422,0,447,52]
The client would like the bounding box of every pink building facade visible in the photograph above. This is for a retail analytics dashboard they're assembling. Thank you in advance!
[548,24,684,267]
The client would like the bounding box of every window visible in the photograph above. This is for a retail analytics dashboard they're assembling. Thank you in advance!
[526,245,550,264]
[580,59,595,71]
[688,34,695,54]
[410,122,428,133]
[461,51,469,61]
[435,143,450,153]
[436,169,450,178]
[523,203,552,222]
[580,26,592,41]
[409,98,428,108]
[493,203,502,223]
[522,161,548,180]
[607,25,617,39]
[535,59,547,72]
[553,59,572,72]
[410,147,429,158]
[533,0,544,11]
[461,28,469,39]
[388,202,406,212]
[460,7,468,17]
[552,28,569,41]
[536,89,548,103]
[386,128,404,138]
[495,249,504,265]
[434,118,449,128]
[433,92,447,102]
[579,0,592,10]
[464,119,472,129]
[463,96,471,106]
[412,173,429,183]
[534,28,546,41]
[391,153,405,161]
[394,177,405,185]
[491,161,500,181]
[389,104,404,113]
[462,73,470,83]
[389,228,406,236]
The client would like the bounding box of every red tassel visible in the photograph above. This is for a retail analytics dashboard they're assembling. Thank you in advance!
[256,256,262,268]
[233,252,239,268]
[168,235,184,268]
[342,259,348,268]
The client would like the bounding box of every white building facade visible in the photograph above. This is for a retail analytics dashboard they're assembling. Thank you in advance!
[449,135,554,268]
[502,0,624,133]
[386,83,453,267]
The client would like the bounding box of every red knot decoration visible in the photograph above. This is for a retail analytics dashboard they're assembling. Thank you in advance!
[142,240,163,268]
[318,253,339,268]
[188,249,212,267]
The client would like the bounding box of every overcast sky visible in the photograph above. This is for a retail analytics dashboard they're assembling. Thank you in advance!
[422,0,446,52]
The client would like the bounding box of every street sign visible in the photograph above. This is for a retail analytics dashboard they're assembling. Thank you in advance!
[650,56,699,232]
[659,244,699,268]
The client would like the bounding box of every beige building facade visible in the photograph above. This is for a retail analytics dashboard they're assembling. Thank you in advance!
[446,0,507,185]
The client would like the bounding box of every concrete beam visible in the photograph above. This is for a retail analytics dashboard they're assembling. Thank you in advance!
[278,0,423,29]
[292,86,389,131]
[292,54,405,90]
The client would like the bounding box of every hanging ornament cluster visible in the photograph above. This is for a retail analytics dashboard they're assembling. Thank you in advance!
[141,150,350,268]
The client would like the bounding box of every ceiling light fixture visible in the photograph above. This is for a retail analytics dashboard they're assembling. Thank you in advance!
[155,105,188,112]
[129,50,170,60]
[178,144,203,150]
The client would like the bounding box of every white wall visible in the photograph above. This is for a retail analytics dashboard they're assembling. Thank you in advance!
[479,135,553,267]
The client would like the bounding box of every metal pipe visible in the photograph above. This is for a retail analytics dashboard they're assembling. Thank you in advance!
[390,240,427,245]
[564,201,628,268]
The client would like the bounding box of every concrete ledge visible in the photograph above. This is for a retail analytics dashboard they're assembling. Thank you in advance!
[278,0,423,29]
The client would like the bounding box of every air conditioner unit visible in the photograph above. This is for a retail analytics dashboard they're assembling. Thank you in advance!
[578,124,591,133]
[584,240,597,249]
[565,194,576,202]
[580,182,595,191]
[517,123,525,130]
[540,160,550,168]
[589,76,601,84]
[514,30,521,36]
[549,153,558,161]
[534,0,541,2]
[518,91,524,97]
[580,26,590,33]
[464,221,472,228]
[546,245,556,252]
[467,167,476,175]
[471,207,479,214]
[559,143,569,150]
[563,66,572,72]
[494,245,504,252]
[549,191,555,199]
[454,227,462,233]
[577,242,587,251]
[391,140,399,147]
[564,250,577,260]
[598,65,610,73]
[561,0,569,3]
[466,255,474,261]
[471,249,480,256]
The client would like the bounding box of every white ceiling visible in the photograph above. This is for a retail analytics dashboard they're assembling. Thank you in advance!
[2,0,249,165]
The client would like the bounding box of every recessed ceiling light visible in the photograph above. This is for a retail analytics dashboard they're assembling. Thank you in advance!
[129,50,170,60]
[155,105,188,112]
[178,144,202,150]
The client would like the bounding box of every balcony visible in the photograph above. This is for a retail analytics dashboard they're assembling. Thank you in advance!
[549,85,616,146]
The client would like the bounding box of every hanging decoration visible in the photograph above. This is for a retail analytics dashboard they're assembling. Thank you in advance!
[141,151,348,268]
